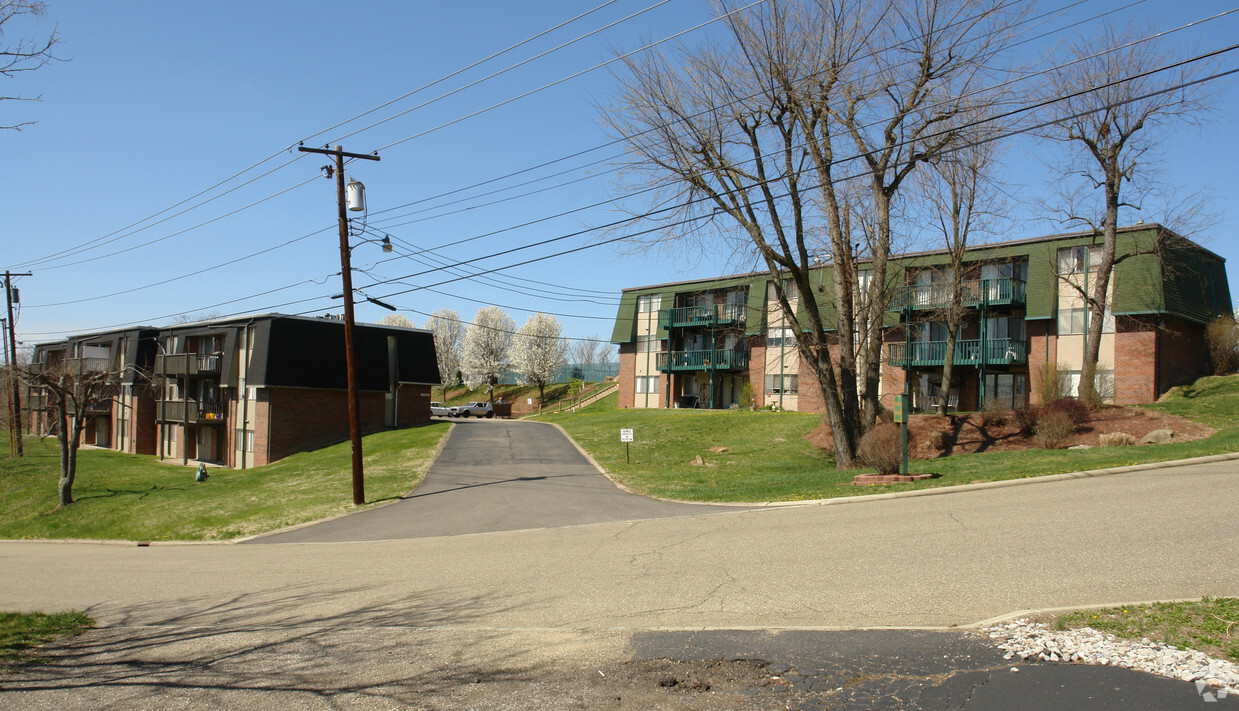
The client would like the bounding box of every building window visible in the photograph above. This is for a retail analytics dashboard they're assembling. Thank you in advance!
[636,334,663,353]
[635,375,659,394]
[1057,370,1114,400]
[765,374,798,394]
[1057,245,1102,274]
[767,327,796,348]
[1057,307,1113,335]
[235,429,255,453]
[637,294,662,313]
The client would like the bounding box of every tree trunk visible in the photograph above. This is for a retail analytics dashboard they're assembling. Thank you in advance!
[1077,170,1121,407]
[55,405,75,507]
[937,334,957,416]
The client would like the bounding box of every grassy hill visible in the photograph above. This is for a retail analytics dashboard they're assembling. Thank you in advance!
[0,423,449,541]
[539,375,1239,502]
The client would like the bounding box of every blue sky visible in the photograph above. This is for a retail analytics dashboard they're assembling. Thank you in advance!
[3,0,1237,354]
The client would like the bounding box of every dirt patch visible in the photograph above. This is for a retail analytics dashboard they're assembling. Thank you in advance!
[803,405,1213,460]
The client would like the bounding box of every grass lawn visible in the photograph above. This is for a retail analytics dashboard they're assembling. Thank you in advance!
[538,375,1239,502]
[1055,597,1239,664]
[0,611,93,669]
[0,422,449,541]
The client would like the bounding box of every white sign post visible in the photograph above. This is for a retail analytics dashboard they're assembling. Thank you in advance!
[620,428,634,463]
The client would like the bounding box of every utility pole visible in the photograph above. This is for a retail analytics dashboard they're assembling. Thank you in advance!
[298,145,380,506]
[5,271,30,457]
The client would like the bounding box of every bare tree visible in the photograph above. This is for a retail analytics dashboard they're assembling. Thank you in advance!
[511,313,569,407]
[20,359,125,507]
[1,0,60,131]
[1041,22,1212,406]
[460,306,514,403]
[604,0,1020,467]
[170,310,222,325]
[569,335,606,368]
[914,131,1006,415]
[424,308,463,399]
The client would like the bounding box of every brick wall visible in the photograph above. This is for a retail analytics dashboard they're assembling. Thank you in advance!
[132,395,156,455]
[397,384,433,426]
[1113,317,1158,404]
[1157,317,1210,396]
[265,388,392,463]
[1026,319,1055,405]
[618,344,635,408]
[747,337,766,409]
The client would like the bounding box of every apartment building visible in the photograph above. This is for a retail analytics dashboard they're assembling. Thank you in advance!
[24,327,161,453]
[612,225,1231,412]
[26,313,441,468]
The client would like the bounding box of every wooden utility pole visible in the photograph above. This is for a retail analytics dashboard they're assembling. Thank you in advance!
[5,271,31,457]
[297,145,380,505]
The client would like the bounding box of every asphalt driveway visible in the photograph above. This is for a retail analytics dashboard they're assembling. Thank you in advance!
[250,418,732,543]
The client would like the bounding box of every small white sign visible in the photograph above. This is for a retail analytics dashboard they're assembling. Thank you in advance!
[527,398,533,405]
[620,428,634,443]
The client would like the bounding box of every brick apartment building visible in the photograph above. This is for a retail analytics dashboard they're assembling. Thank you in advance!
[25,313,441,468]
[611,225,1231,413]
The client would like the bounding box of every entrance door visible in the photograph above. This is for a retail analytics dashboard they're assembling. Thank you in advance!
[94,417,110,447]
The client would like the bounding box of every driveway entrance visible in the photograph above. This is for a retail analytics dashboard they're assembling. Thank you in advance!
[250,419,729,543]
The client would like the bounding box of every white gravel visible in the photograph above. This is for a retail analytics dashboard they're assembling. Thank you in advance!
[985,619,1239,696]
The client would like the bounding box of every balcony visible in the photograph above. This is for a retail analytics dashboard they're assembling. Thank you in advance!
[656,348,749,372]
[659,303,746,330]
[157,399,226,424]
[155,352,222,377]
[889,278,1026,311]
[887,338,1028,368]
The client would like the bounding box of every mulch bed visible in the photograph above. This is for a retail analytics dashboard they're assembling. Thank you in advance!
[805,405,1214,459]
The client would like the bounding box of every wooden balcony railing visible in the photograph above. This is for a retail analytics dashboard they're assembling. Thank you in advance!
[889,278,1026,311]
[658,303,746,330]
[656,348,749,372]
[155,352,222,377]
[887,338,1028,367]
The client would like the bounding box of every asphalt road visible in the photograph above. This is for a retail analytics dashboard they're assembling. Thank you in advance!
[251,419,731,543]
[0,429,1236,708]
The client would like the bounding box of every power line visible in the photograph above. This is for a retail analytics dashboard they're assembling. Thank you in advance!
[297,0,628,147]
[17,10,1238,337]
[372,0,768,153]
[4,0,645,274]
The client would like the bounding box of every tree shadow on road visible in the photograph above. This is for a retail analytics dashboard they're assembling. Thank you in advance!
[0,583,547,709]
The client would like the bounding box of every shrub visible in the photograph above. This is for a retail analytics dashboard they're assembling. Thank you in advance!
[1033,411,1075,449]
[858,423,904,474]
[981,398,1010,427]
[1098,432,1137,447]
[1014,406,1040,436]
[1035,362,1065,407]
[1044,396,1090,424]
[926,428,951,452]
[1206,316,1239,375]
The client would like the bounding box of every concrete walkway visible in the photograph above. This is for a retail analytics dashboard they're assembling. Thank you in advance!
[250,419,730,543]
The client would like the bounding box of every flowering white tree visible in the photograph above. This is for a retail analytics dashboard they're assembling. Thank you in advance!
[423,308,463,397]
[460,306,514,403]
[512,313,569,407]
[377,313,415,328]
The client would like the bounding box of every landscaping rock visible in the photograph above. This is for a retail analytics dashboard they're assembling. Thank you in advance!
[1140,428,1175,444]
[984,619,1239,696]
[1067,444,1092,450]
